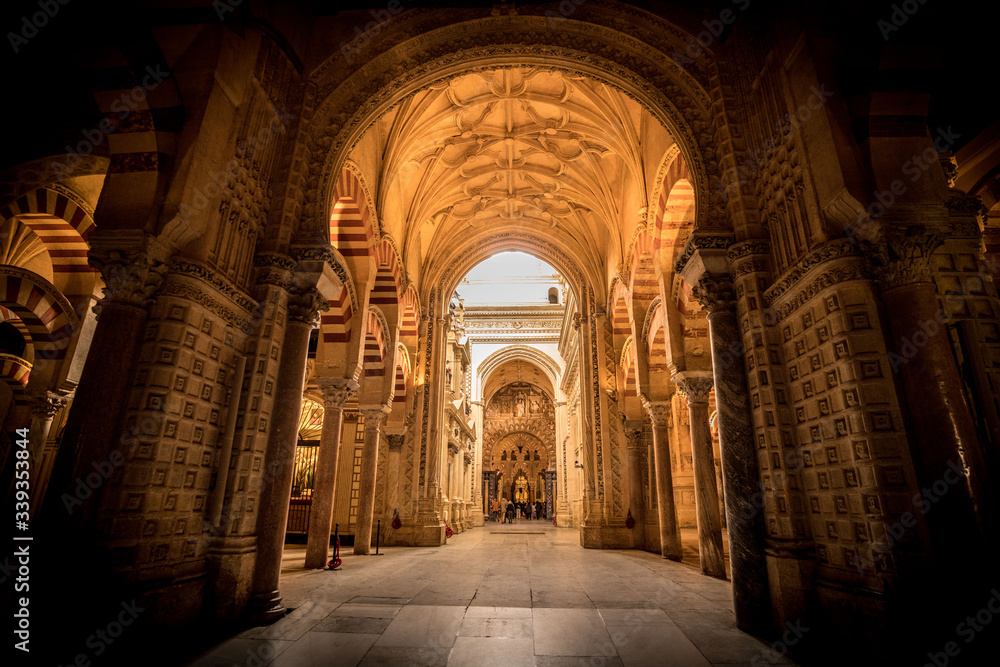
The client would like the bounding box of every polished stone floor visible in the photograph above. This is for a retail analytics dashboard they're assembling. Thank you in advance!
[187,523,796,666]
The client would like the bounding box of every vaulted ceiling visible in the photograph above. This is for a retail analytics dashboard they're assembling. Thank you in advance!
[348,67,676,288]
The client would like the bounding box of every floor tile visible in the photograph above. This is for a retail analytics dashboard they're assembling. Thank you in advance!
[374,605,466,648]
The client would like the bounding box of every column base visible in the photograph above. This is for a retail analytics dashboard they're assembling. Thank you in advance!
[580,523,632,548]
[248,589,285,625]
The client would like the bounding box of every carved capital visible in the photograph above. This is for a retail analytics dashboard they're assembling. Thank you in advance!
[360,405,390,430]
[253,253,295,288]
[624,420,644,449]
[386,434,405,452]
[28,392,69,420]
[91,236,172,313]
[872,224,949,291]
[691,274,736,314]
[642,399,671,427]
[286,285,328,325]
[316,377,357,409]
[672,372,714,405]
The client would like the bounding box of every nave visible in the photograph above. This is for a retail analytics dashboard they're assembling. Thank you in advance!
[187,524,793,667]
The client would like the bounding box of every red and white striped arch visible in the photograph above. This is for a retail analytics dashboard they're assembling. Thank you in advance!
[627,227,658,305]
[363,309,387,378]
[645,302,669,372]
[610,278,631,337]
[0,306,33,359]
[320,285,354,345]
[1,188,96,279]
[0,267,79,360]
[398,286,419,354]
[370,238,403,307]
[392,343,411,406]
[329,167,376,258]
[620,337,637,399]
[653,153,696,267]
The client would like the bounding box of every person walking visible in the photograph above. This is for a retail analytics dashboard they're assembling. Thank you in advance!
[491,498,500,522]
[531,503,537,520]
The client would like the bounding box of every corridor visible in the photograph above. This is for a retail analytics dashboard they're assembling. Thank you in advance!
[187,524,797,666]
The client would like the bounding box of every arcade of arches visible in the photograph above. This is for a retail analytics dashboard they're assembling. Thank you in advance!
[3,1,1000,664]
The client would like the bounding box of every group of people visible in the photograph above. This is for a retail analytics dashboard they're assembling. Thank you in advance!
[490,498,546,523]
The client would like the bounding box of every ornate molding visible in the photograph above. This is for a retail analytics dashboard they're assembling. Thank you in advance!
[172,259,258,312]
[673,233,734,275]
[253,252,296,289]
[768,264,869,323]
[386,434,405,452]
[286,285,328,325]
[360,405,391,429]
[762,238,862,307]
[727,240,771,278]
[642,399,671,427]
[89,235,172,313]
[290,245,359,314]
[672,372,713,404]
[27,392,69,419]
[316,377,357,409]
[871,224,949,291]
[691,274,736,314]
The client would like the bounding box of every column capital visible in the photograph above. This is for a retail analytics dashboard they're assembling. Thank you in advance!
[90,233,172,313]
[385,434,405,452]
[359,404,391,428]
[624,420,644,449]
[642,399,672,427]
[286,285,328,326]
[672,371,714,404]
[691,273,737,314]
[872,223,949,291]
[316,378,357,409]
[27,392,69,419]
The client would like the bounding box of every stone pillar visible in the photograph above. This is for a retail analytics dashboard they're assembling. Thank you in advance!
[27,392,69,515]
[693,274,773,632]
[354,405,389,555]
[426,316,450,497]
[643,400,682,561]
[673,372,726,578]
[249,285,326,623]
[624,420,647,548]
[304,379,356,569]
[875,227,993,564]
[39,236,171,530]
[385,433,404,522]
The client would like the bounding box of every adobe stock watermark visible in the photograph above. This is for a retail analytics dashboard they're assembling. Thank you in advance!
[851,460,965,575]
[750,618,809,666]
[716,83,835,196]
[338,0,405,65]
[877,0,931,41]
[48,599,145,665]
[843,126,960,246]
[545,0,587,29]
[7,0,71,53]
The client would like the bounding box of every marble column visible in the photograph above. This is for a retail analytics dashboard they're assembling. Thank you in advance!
[27,392,69,515]
[693,274,773,632]
[876,228,993,562]
[673,372,726,578]
[249,286,326,622]
[304,379,356,568]
[624,420,647,548]
[39,237,171,530]
[384,433,404,524]
[643,400,682,561]
[354,405,389,555]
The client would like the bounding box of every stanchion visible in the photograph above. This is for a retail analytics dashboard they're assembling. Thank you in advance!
[374,519,382,556]
[327,523,342,570]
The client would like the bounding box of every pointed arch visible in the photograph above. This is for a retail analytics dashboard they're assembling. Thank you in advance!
[652,152,696,273]
[609,277,631,337]
[398,285,420,355]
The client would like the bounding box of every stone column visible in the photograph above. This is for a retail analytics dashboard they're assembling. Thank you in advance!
[624,420,647,548]
[249,285,326,622]
[27,392,69,515]
[875,226,993,563]
[693,274,773,632]
[354,405,389,555]
[426,316,450,497]
[385,433,404,522]
[39,236,171,529]
[304,379,356,569]
[673,372,726,578]
[643,400,682,561]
